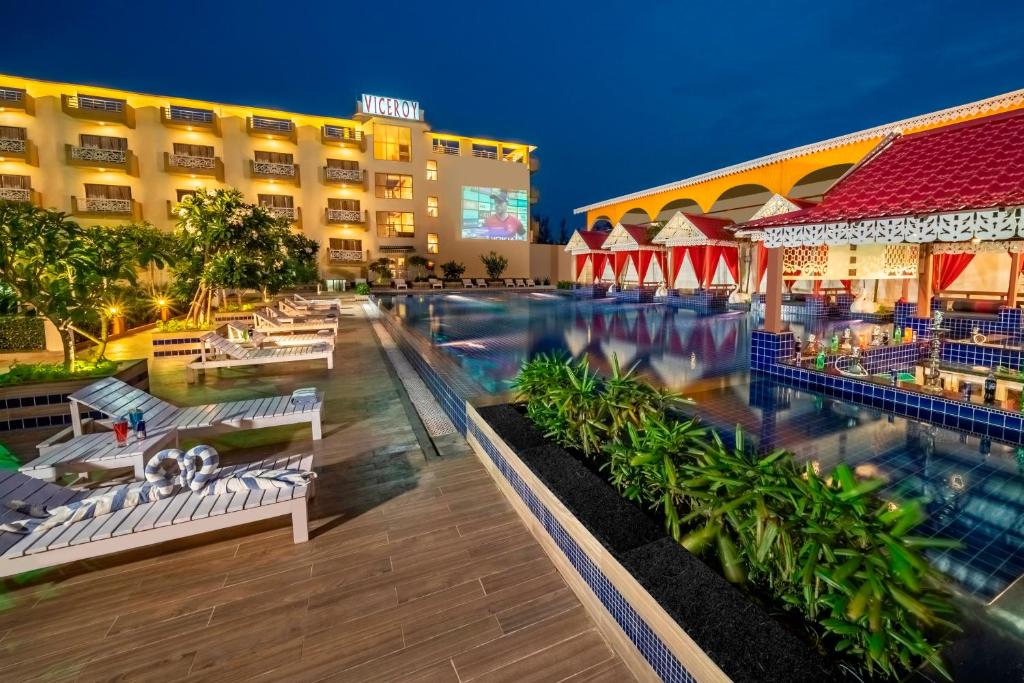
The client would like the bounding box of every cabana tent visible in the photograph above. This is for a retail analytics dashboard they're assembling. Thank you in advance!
[600,223,666,286]
[652,211,738,289]
[564,230,611,282]
[739,108,1024,330]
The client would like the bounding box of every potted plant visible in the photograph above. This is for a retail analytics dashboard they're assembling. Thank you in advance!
[368,257,393,285]
[480,251,508,283]
[441,260,466,284]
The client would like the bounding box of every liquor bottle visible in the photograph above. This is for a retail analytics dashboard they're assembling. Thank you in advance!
[815,350,826,370]
[893,325,902,344]
[984,370,997,405]
[830,333,839,353]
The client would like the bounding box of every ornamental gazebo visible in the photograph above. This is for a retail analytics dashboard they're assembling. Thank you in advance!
[741,108,1024,334]
[651,211,739,290]
[564,229,611,283]
[600,223,666,290]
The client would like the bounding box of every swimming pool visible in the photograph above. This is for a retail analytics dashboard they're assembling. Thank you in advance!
[379,291,1024,603]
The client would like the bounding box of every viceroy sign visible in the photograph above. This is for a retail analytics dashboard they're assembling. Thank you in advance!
[360,94,422,121]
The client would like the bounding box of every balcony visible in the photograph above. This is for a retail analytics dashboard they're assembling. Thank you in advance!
[0,136,31,164]
[65,145,134,173]
[164,152,223,180]
[322,166,366,188]
[321,125,364,150]
[328,248,369,264]
[72,196,142,220]
[61,94,135,127]
[160,105,219,134]
[325,208,368,226]
[250,159,300,184]
[247,116,296,142]
[263,205,302,225]
[377,226,415,239]
[471,146,499,160]
[432,142,460,156]
[0,87,33,114]
[0,188,39,206]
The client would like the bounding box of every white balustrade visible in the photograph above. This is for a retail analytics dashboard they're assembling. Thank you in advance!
[0,188,30,202]
[168,154,216,169]
[0,138,26,154]
[328,249,364,263]
[324,167,362,182]
[327,208,363,223]
[71,146,127,164]
[253,160,296,176]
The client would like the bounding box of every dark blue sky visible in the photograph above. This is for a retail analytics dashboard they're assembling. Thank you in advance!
[6,1,1024,234]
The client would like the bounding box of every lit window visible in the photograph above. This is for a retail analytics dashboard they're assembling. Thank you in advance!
[373,124,411,161]
[375,173,413,199]
[427,196,438,218]
[431,138,460,155]
[376,211,415,237]
[427,233,439,254]
[426,160,437,181]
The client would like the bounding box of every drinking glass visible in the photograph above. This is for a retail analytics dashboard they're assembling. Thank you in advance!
[113,417,129,447]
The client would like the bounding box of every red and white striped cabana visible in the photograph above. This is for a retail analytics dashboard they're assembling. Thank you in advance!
[652,211,738,289]
[601,223,666,286]
[564,230,611,282]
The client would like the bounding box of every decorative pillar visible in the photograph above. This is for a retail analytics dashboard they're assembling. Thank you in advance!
[666,247,674,290]
[763,247,784,332]
[916,245,933,318]
[1008,251,1021,308]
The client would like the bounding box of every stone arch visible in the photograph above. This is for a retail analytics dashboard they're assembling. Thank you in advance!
[654,197,701,222]
[788,163,855,200]
[620,207,652,226]
[707,184,774,222]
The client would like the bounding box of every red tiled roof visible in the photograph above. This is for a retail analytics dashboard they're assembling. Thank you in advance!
[745,109,1024,229]
[578,231,609,250]
[621,224,656,245]
[682,212,735,241]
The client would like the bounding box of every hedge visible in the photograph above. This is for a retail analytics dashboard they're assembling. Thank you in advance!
[0,316,46,351]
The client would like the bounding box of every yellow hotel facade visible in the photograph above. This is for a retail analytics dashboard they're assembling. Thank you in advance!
[0,74,541,281]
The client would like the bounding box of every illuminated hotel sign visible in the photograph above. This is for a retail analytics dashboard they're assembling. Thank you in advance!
[360,94,422,121]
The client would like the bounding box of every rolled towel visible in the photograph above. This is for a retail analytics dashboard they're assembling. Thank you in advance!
[291,388,318,407]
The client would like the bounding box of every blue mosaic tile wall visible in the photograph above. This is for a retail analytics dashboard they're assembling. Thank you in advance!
[665,290,728,314]
[572,284,610,299]
[942,340,1024,372]
[152,336,203,346]
[833,292,854,316]
[895,301,1024,339]
[612,287,655,304]
[468,417,696,683]
[753,294,830,319]
[753,330,1024,443]
[153,348,202,358]
[0,368,148,432]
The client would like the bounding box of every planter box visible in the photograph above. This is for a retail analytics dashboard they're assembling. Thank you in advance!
[212,311,256,323]
[151,330,214,357]
[0,359,149,432]
[467,403,832,683]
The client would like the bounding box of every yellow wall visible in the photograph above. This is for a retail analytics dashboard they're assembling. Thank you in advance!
[0,74,538,280]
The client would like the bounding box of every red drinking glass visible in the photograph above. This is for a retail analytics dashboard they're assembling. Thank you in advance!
[113,418,129,447]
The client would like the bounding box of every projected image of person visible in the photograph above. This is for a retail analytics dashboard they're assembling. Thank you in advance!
[482,191,525,239]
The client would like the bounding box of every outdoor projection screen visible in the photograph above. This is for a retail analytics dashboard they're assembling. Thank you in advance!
[461,186,529,240]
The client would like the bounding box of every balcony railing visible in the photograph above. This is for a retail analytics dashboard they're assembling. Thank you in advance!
[0,188,31,202]
[328,248,366,263]
[248,116,296,141]
[62,94,134,126]
[73,196,135,215]
[324,167,362,182]
[0,138,26,154]
[326,208,365,224]
[264,205,298,222]
[71,146,127,164]
[251,160,300,183]
[161,105,219,133]
[471,147,498,159]
[322,125,364,148]
[0,87,32,113]
[432,143,460,155]
[165,153,222,179]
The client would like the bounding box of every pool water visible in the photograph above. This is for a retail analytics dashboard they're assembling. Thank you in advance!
[380,291,1024,603]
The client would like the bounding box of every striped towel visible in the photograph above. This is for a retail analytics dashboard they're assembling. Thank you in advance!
[2,445,314,535]
[291,388,318,407]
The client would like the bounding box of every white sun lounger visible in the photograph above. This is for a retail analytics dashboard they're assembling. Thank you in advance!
[462,279,475,288]
[253,309,338,335]
[24,427,178,481]
[429,278,443,290]
[526,278,537,287]
[504,279,515,288]
[291,293,342,310]
[0,454,314,577]
[394,279,409,290]
[189,333,333,381]
[226,323,334,349]
[515,279,527,287]
[475,279,488,288]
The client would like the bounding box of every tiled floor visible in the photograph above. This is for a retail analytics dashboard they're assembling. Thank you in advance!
[0,308,632,682]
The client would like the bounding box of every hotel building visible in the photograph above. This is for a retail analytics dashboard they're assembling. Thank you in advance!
[0,74,546,282]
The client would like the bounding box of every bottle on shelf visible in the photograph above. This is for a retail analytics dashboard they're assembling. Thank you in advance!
[815,349,826,370]
[893,325,902,344]
[984,369,997,405]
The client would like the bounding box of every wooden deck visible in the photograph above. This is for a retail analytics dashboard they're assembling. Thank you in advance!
[0,307,633,682]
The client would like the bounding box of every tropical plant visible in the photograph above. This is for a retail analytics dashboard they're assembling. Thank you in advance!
[406,254,432,281]
[354,282,371,295]
[440,260,466,281]
[556,280,573,290]
[368,258,393,284]
[480,251,509,280]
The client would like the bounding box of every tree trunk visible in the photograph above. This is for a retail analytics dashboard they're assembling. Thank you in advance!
[237,290,243,307]
[96,316,109,361]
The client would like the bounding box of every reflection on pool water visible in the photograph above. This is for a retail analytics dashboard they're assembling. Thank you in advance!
[380,291,1024,603]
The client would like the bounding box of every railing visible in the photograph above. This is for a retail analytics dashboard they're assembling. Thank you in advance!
[71,146,127,164]
[70,95,124,113]
[168,154,216,170]
[0,188,30,202]
[0,88,24,104]
[324,167,362,182]
[0,138,26,154]
[377,226,415,238]
[328,248,365,263]
[323,125,363,141]
[165,105,214,124]
[326,208,363,223]
[264,206,296,220]
[251,116,293,133]
[471,147,498,159]
[78,197,132,213]
[432,143,460,155]
[252,160,296,176]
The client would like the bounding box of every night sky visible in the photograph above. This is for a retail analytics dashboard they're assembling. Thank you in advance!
[5,0,1024,238]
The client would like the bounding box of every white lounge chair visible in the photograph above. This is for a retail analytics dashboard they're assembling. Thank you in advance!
[291,293,341,310]
[504,279,515,288]
[526,278,537,287]
[253,309,338,335]
[0,454,314,577]
[475,279,488,288]
[226,323,334,350]
[429,278,443,290]
[189,332,333,382]
[394,279,409,290]
[515,279,527,287]
[462,279,475,288]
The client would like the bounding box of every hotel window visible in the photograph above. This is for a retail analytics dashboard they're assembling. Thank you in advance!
[258,194,294,208]
[326,158,359,170]
[373,124,411,161]
[0,126,26,141]
[375,173,413,199]
[329,238,363,252]
[80,134,127,150]
[427,233,439,254]
[432,138,459,155]
[471,143,498,159]
[85,183,131,199]
[173,143,214,158]
[376,211,415,237]
[1,174,30,189]
[255,150,293,164]
[328,198,361,211]
[425,160,437,181]
[427,196,438,218]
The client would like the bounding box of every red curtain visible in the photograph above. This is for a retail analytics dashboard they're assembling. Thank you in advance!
[670,246,686,287]
[654,251,667,284]
[932,253,974,292]
[574,254,588,281]
[839,280,852,293]
[692,245,723,288]
[756,243,768,292]
[720,246,739,283]
[636,250,654,286]
[612,251,629,281]
[592,252,608,281]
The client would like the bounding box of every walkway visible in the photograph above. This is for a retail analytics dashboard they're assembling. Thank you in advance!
[0,308,633,682]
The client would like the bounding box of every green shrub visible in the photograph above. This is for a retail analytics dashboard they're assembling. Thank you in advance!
[354,282,371,296]
[514,356,957,680]
[0,359,118,387]
[556,280,574,290]
[154,319,212,333]
[0,316,45,351]
[480,251,508,280]
[441,261,466,281]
